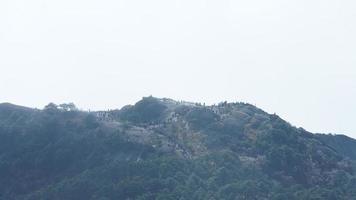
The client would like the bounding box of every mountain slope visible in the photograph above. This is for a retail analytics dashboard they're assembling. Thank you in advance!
[316,134,356,161]
[0,98,355,200]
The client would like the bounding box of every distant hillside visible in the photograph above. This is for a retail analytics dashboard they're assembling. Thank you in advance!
[316,134,356,161]
[0,97,355,200]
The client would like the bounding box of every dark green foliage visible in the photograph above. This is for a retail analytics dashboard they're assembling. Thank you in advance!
[118,96,168,124]
[316,134,356,161]
[184,107,219,130]
[0,100,356,200]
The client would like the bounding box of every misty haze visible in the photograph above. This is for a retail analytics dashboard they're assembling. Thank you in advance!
[1,0,356,199]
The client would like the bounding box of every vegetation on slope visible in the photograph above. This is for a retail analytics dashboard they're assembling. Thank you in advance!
[0,98,355,200]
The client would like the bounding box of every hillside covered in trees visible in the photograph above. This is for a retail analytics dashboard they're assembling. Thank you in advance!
[0,97,356,200]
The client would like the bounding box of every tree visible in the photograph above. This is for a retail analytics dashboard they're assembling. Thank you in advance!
[59,103,78,111]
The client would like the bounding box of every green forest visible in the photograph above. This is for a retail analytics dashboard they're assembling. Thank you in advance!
[0,97,355,200]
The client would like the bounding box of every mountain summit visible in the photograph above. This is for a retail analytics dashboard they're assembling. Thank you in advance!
[0,97,355,200]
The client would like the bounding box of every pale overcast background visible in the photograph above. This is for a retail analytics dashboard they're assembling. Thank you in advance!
[0,0,355,137]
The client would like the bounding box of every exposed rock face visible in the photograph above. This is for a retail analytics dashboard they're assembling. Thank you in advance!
[0,98,356,200]
[92,97,355,186]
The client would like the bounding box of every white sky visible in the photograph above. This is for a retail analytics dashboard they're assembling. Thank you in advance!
[0,0,355,137]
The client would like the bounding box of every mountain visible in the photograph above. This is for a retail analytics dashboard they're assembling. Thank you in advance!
[0,97,355,200]
[315,134,356,162]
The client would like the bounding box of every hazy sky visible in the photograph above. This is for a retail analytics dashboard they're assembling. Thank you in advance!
[1,0,355,137]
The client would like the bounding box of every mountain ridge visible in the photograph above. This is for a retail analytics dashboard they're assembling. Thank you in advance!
[0,97,356,199]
